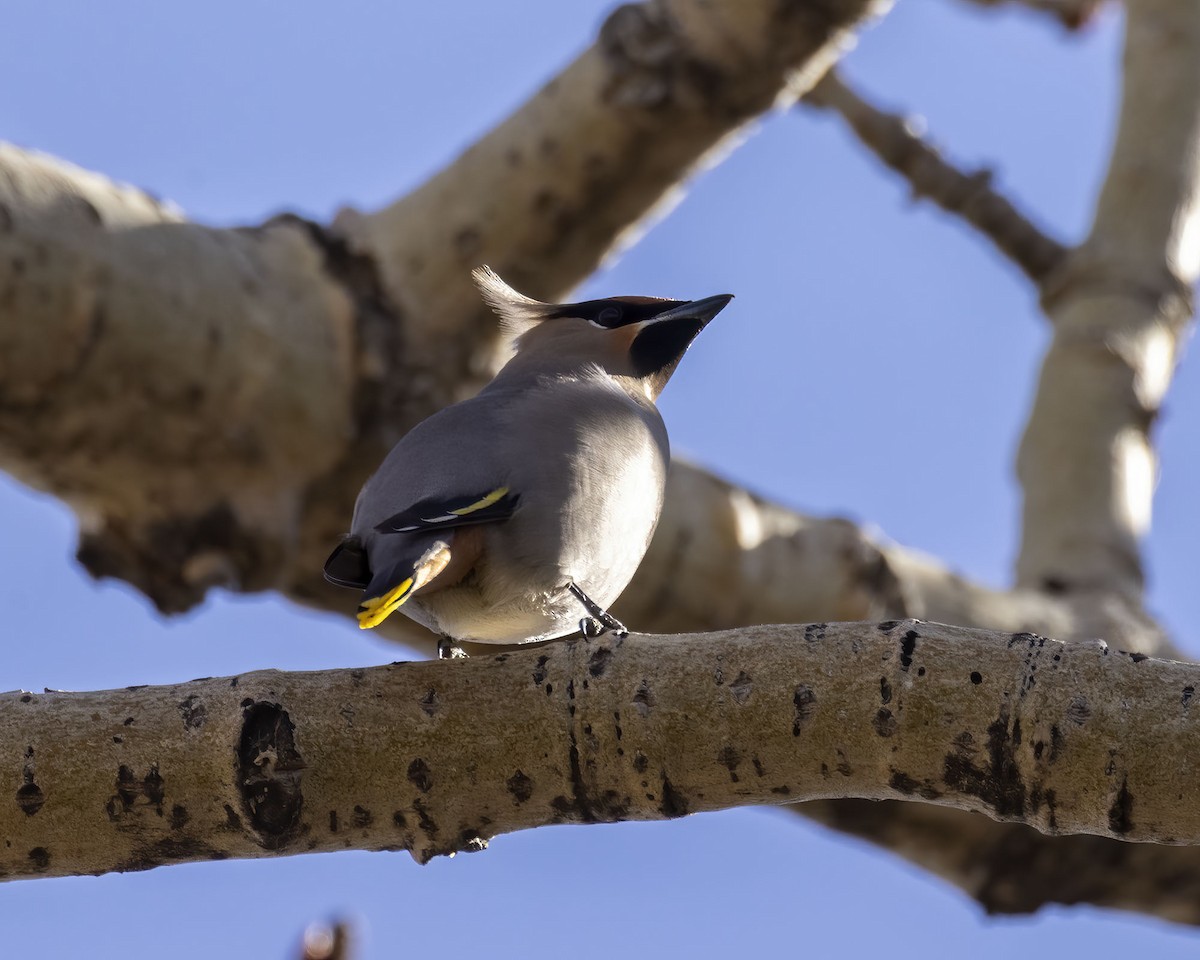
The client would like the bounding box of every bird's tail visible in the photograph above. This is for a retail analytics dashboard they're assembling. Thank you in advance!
[357,540,452,629]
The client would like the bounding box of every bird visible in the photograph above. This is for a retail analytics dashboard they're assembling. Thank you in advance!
[323,266,732,658]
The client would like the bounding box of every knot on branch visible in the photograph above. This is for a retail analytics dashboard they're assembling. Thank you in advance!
[238,702,305,850]
[599,4,727,112]
[1039,249,1195,326]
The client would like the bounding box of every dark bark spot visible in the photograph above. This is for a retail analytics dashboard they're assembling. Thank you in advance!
[1066,696,1090,725]
[407,758,433,793]
[27,847,50,870]
[329,810,339,833]
[237,702,304,849]
[112,736,123,744]
[588,647,613,677]
[591,791,630,820]
[169,804,190,830]
[877,620,901,633]
[224,804,243,831]
[970,671,983,685]
[506,771,533,804]
[633,679,655,717]
[353,806,373,828]
[873,709,897,737]
[879,677,892,704]
[804,623,827,643]
[771,785,791,795]
[1049,724,1064,763]
[116,765,138,807]
[942,709,1026,817]
[412,799,438,836]
[393,810,408,829]
[178,694,207,730]
[15,782,44,816]
[836,750,852,777]
[532,655,549,686]
[418,688,440,717]
[752,755,765,778]
[632,751,648,774]
[717,745,741,783]
[1109,779,1134,835]
[890,771,919,794]
[1183,686,1195,708]
[1128,652,1148,663]
[659,774,688,819]
[792,685,816,736]
[900,630,918,671]
[729,671,753,704]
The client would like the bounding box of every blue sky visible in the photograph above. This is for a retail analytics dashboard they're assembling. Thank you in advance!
[2,1,1199,956]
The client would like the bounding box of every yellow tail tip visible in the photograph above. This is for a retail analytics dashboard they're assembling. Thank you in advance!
[356,577,414,629]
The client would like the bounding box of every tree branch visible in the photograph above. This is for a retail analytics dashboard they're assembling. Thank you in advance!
[3,621,1196,882]
[802,70,1068,286]
[333,0,893,406]
[1016,0,1200,597]
[957,0,1104,30]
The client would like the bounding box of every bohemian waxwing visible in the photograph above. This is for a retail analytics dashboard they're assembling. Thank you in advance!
[323,266,732,657]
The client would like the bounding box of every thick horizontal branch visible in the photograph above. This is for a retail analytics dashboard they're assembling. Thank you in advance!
[803,71,1068,286]
[3,620,1197,882]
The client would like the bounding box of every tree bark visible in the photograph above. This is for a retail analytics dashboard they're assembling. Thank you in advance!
[2,0,1200,927]
[4,621,1197,883]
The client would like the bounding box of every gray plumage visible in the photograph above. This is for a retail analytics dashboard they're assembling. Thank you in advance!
[324,267,731,647]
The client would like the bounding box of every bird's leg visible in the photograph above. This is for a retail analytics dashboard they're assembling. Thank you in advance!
[437,635,468,660]
[567,583,628,638]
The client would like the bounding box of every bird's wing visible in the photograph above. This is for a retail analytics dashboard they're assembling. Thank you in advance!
[372,485,519,533]
[324,484,520,630]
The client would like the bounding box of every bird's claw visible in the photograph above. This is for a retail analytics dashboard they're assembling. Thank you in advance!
[579,617,606,638]
[437,636,468,660]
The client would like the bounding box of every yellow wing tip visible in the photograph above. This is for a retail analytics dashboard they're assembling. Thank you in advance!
[357,577,414,629]
[450,486,509,517]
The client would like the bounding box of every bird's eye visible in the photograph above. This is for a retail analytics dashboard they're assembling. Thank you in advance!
[596,305,623,326]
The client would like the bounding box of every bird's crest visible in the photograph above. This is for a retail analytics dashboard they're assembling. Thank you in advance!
[472,266,555,341]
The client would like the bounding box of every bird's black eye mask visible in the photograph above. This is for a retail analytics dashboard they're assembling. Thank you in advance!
[549,297,686,329]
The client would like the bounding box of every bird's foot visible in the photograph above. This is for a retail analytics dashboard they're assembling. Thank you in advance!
[437,636,468,660]
[579,617,606,639]
[567,583,629,638]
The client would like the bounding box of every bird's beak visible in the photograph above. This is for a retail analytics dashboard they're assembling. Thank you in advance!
[638,294,734,330]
